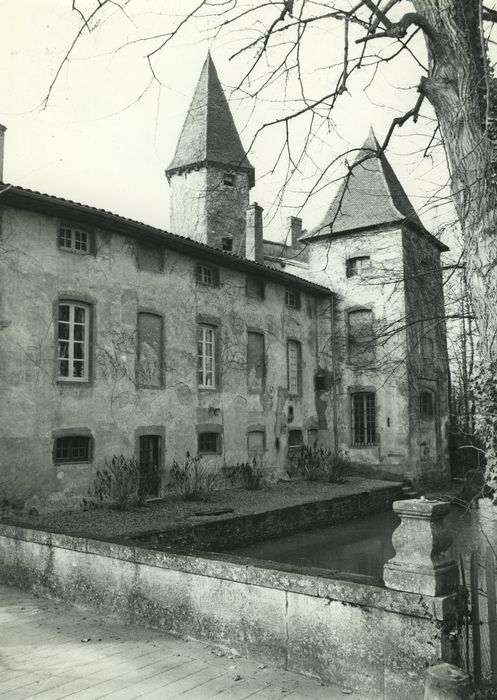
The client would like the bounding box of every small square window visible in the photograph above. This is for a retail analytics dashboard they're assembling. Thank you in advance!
[198,432,221,454]
[285,289,301,309]
[58,227,92,255]
[196,264,218,286]
[222,238,233,252]
[223,173,234,187]
[54,435,91,463]
[346,256,371,278]
[246,276,265,299]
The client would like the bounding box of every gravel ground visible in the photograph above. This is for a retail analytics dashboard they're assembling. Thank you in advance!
[0,477,399,542]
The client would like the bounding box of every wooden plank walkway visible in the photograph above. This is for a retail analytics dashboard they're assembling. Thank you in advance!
[0,585,367,699]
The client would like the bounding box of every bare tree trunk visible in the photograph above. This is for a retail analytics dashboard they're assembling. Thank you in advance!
[411,0,497,486]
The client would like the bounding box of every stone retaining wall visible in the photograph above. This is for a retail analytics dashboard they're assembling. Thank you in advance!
[0,523,460,700]
[128,483,403,550]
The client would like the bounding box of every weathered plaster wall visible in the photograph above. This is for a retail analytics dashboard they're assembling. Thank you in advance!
[0,206,331,504]
[307,228,411,478]
[402,225,450,482]
[0,524,460,699]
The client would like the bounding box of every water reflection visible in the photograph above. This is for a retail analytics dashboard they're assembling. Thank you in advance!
[230,499,497,579]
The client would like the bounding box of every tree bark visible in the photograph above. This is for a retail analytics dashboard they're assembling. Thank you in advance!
[411,0,497,485]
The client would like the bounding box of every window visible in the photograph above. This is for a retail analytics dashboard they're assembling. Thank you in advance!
[246,276,265,299]
[351,392,376,446]
[346,256,371,278]
[136,241,163,273]
[57,302,90,381]
[223,173,234,187]
[422,336,434,366]
[288,429,303,448]
[137,313,163,388]
[247,332,265,392]
[287,339,302,395]
[198,432,221,454]
[196,264,218,286]
[197,324,216,388]
[138,435,161,499]
[314,374,329,392]
[221,238,233,252]
[420,391,434,417]
[58,226,92,254]
[54,435,91,464]
[348,309,374,365]
[285,289,301,309]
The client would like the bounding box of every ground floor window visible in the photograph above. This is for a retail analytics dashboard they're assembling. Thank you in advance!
[54,435,91,463]
[351,392,376,446]
[198,432,221,455]
[288,429,303,448]
[138,434,161,499]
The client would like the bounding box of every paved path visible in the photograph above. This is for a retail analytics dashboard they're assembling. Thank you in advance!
[0,585,367,699]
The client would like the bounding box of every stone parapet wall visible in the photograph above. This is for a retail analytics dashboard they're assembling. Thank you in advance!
[0,522,459,699]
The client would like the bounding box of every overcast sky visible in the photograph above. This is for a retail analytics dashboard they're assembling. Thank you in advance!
[0,1,456,243]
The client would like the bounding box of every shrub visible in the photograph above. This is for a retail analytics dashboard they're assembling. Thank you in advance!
[84,454,142,510]
[170,452,219,501]
[289,444,351,483]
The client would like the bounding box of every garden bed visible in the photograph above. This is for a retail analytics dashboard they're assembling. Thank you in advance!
[0,477,401,545]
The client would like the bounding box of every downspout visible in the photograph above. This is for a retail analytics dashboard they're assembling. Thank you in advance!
[331,292,339,454]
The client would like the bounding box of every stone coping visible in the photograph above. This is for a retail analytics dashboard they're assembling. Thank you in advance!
[0,523,456,621]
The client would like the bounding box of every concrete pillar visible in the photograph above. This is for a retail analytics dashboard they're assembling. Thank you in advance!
[0,124,6,182]
[383,498,459,596]
[245,203,264,262]
[287,216,302,246]
[424,663,474,699]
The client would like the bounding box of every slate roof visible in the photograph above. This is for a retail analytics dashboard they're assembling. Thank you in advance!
[302,130,448,251]
[0,182,330,295]
[166,53,255,187]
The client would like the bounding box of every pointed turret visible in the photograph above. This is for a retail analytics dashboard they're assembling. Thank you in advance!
[166,54,254,252]
[166,53,254,185]
[302,128,431,241]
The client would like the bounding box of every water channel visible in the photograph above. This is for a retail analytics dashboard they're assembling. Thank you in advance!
[230,498,497,579]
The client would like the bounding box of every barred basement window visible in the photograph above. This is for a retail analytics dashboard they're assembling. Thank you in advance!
[197,324,216,388]
[58,226,92,254]
[57,301,90,381]
[420,391,434,417]
[351,392,376,446]
[54,436,90,464]
[198,432,221,454]
[285,289,301,309]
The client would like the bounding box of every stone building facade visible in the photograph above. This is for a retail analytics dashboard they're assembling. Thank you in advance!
[0,55,449,507]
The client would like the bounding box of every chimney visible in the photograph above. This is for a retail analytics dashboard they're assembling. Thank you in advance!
[0,124,6,182]
[288,216,302,246]
[245,203,264,262]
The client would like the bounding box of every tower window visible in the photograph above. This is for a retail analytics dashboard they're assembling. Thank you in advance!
[346,256,371,278]
[351,392,376,446]
[222,238,233,252]
[223,173,234,187]
[420,391,434,417]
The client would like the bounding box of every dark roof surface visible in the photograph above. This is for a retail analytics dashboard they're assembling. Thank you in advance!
[302,130,447,251]
[0,182,330,295]
[166,54,254,185]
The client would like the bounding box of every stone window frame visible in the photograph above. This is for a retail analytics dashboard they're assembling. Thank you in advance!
[287,338,303,396]
[247,425,267,453]
[419,389,435,418]
[57,223,95,256]
[55,295,95,385]
[346,255,372,278]
[197,315,221,390]
[52,427,93,465]
[135,240,164,274]
[136,309,165,390]
[350,389,377,447]
[288,428,304,448]
[196,423,223,455]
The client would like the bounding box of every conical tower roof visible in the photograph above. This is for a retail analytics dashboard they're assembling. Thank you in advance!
[166,53,254,187]
[302,129,437,242]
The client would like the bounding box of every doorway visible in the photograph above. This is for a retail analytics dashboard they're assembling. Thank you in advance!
[138,435,161,499]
